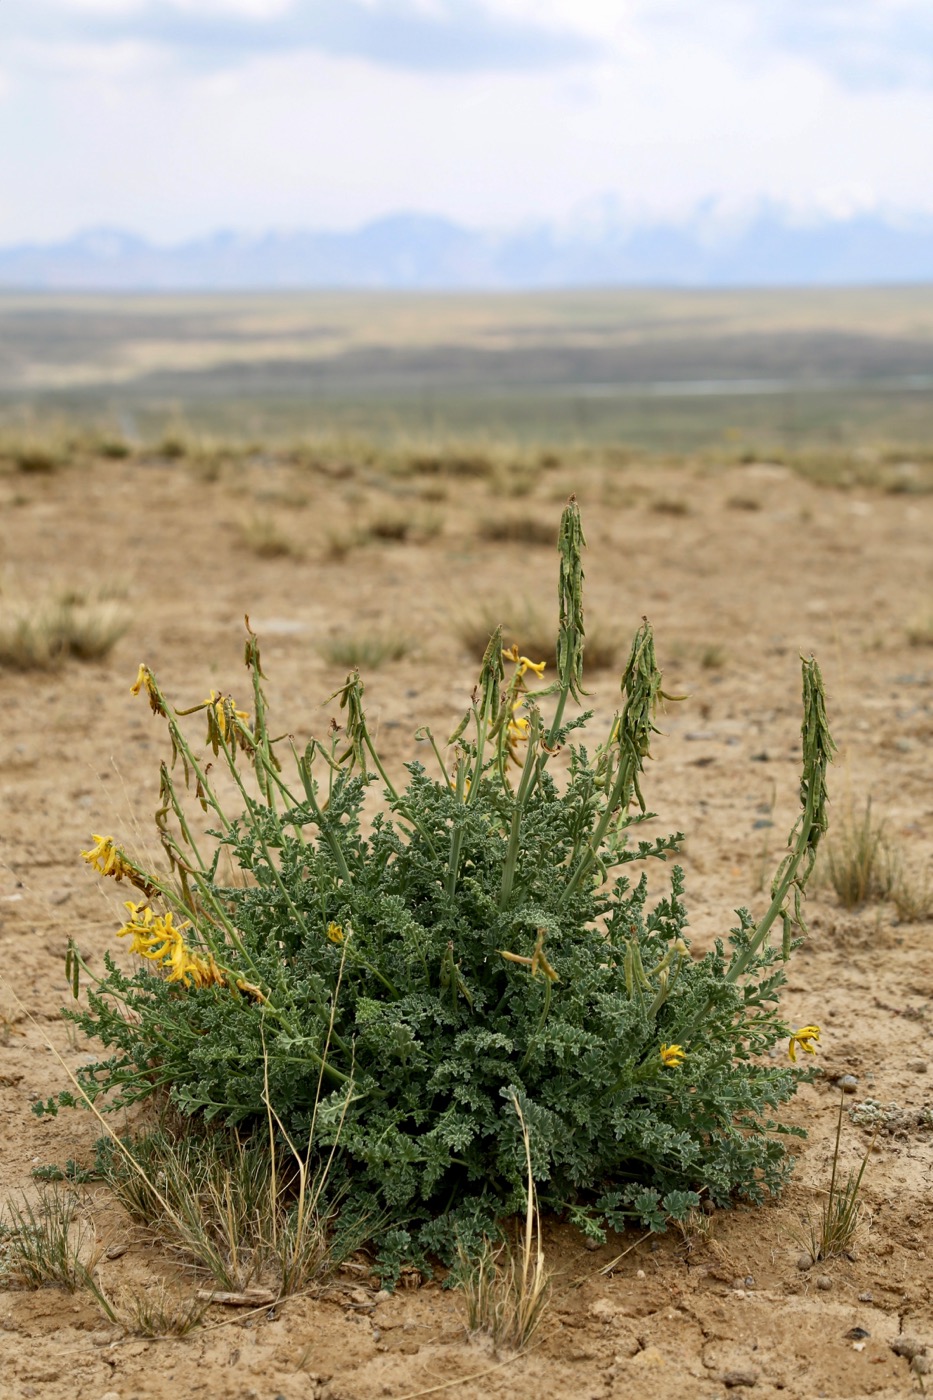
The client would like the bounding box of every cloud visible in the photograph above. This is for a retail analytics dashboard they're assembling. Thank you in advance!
[6,0,602,74]
[766,2,933,91]
[621,0,933,92]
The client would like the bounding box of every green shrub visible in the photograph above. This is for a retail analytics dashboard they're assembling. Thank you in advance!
[47,502,834,1281]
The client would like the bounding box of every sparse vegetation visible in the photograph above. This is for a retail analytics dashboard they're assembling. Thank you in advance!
[458,598,620,672]
[236,514,303,559]
[726,493,763,512]
[476,515,556,546]
[99,1127,349,1297]
[650,494,692,516]
[824,800,896,909]
[396,446,497,480]
[318,629,413,670]
[891,863,933,923]
[700,644,727,670]
[906,611,933,647]
[795,1090,874,1266]
[457,1099,550,1352]
[157,434,190,461]
[118,1279,207,1338]
[0,1185,102,1292]
[0,591,130,671]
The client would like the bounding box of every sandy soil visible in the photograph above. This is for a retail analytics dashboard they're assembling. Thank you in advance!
[1,447,932,1399]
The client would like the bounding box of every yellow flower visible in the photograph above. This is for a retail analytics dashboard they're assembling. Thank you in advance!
[82,834,123,878]
[326,922,345,944]
[502,645,546,679]
[205,689,250,740]
[788,1024,820,1062]
[81,835,155,895]
[660,1043,686,1068]
[130,664,166,716]
[117,901,223,990]
[500,647,546,767]
[508,712,530,738]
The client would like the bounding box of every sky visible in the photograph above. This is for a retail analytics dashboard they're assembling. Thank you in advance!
[2,0,933,244]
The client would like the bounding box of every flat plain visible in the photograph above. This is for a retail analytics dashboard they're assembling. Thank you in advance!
[4,285,933,447]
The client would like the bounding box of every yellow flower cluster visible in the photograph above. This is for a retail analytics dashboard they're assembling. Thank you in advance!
[788,1024,820,1062]
[130,663,166,716]
[204,689,249,740]
[660,1043,686,1068]
[502,646,546,767]
[326,922,345,944]
[81,835,155,896]
[117,901,224,990]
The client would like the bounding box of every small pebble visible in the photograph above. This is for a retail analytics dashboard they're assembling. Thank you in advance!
[721,1369,759,1389]
[858,1292,873,1303]
[891,1337,926,1361]
[906,1060,928,1074]
[797,1253,814,1271]
[912,1356,933,1376]
[744,1276,755,1289]
[845,1327,870,1340]
[838,1075,859,1093]
[584,1236,600,1251]
[636,1269,646,1279]
[816,1275,833,1291]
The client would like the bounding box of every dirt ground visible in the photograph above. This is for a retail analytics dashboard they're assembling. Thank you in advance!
[1,446,932,1400]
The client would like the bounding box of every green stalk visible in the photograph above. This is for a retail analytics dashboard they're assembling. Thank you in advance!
[559,620,665,906]
[725,656,833,985]
[295,744,352,885]
[724,781,818,986]
[559,739,637,906]
[446,757,468,899]
[498,709,542,910]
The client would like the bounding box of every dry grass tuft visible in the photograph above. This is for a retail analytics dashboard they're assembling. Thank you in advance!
[699,644,727,670]
[117,1279,207,1338]
[0,1186,103,1292]
[103,1128,347,1298]
[236,514,304,559]
[726,493,763,512]
[906,611,933,647]
[457,1097,550,1352]
[0,592,130,671]
[157,434,190,461]
[824,800,896,909]
[0,438,66,475]
[890,863,933,923]
[650,494,692,517]
[318,630,413,670]
[397,446,497,479]
[362,509,444,544]
[796,1090,874,1266]
[459,599,619,673]
[476,515,556,547]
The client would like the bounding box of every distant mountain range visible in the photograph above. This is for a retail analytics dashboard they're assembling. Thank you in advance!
[3,210,933,290]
